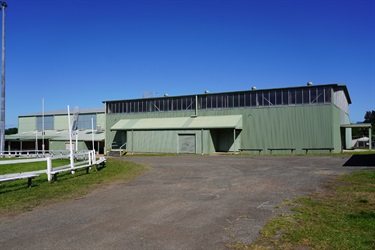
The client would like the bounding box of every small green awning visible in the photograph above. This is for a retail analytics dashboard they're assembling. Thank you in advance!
[111,115,243,131]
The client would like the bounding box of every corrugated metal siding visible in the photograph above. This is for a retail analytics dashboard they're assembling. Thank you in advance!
[334,90,349,114]
[54,115,69,130]
[332,105,343,152]
[343,113,352,150]
[18,117,36,133]
[127,130,203,154]
[203,129,213,154]
[111,115,242,130]
[197,105,335,153]
[97,113,106,130]
[49,141,66,151]
[105,112,195,152]
[106,104,339,154]
[250,106,334,153]
[50,140,90,152]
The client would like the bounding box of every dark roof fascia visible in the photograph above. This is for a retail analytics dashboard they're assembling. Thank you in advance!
[102,84,349,103]
[335,85,352,104]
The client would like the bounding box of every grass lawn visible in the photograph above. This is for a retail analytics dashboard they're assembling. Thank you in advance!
[0,158,148,215]
[0,158,71,174]
[226,169,375,250]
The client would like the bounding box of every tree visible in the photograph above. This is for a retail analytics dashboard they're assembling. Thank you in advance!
[352,110,375,138]
[364,110,375,126]
[5,127,17,135]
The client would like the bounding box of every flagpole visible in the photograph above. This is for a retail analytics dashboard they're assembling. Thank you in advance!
[0,2,7,153]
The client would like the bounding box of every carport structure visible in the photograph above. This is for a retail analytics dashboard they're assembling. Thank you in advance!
[5,129,105,154]
[110,115,243,154]
[340,123,372,150]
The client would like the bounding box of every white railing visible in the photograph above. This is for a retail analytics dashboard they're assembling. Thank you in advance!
[0,150,52,158]
[0,149,95,159]
[46,150,97,181]
[0,150,105,183]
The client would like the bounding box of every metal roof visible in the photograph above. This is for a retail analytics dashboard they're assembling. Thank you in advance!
[103,84,351,104]
[111,115,243,130]
[19,107,105,117]
[340,123,372,128]
[5,129,105,141]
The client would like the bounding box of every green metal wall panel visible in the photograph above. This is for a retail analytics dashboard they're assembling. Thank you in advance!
[49,140,67,151]
[202,129,213,154]
[339,109,352,150]
[106,104,340,154]
[105,111,195,152]
[126,130,203,154]
[97,113,106,130]
[19,113,104,133]
[54,115,70,130]
[18,117,36,133]
[49,140,89,152]
[332,105,343,153]
[198,105,335,154]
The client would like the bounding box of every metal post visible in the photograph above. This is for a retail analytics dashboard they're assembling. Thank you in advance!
[91,117,94,152]
[233,129,236,153]
[88,150,91,165]
[132,130,134,155]
[195,95,198,116]
[0,2,7,153]
[42,97,45,155]
[75,132,78,151]
[201,129,204,155]
[67,105,75,171]
[35,130,38,153]
[369,127,372,151]
[47,157,52,182]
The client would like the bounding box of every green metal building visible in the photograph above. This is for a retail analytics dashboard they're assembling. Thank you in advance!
[6,108,106,154]
[104,83,357,155]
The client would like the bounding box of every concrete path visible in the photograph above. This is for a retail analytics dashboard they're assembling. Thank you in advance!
[0,155,371,249]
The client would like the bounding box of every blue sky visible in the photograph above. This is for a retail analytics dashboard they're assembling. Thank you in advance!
[3,0,374,128]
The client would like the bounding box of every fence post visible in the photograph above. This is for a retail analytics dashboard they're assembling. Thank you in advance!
[47,157,52,182]
[88,151,91,166]
[93,149,96,163]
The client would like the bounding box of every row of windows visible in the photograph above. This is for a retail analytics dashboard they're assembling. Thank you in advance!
[36,114,97,130]
[77,114,98,130]
[107,87,332,114]
[108,96,197,113]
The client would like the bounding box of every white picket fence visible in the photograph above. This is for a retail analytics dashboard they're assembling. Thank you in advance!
[0,150,106,187]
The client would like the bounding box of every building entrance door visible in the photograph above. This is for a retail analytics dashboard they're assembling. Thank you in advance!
[178,134,196,153]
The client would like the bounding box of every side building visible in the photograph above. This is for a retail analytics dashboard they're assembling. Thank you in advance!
[104,83,355,155]
[5,108,106,154]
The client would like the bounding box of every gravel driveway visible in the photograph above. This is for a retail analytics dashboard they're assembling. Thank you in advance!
[0,155,372,249]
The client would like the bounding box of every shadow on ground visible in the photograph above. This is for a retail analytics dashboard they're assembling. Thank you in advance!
[343,154,375,167]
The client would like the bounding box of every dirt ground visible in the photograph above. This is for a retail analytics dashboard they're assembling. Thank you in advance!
[0,155,373,249]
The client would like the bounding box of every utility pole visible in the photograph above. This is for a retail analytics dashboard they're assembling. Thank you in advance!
[0,1,7,154]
